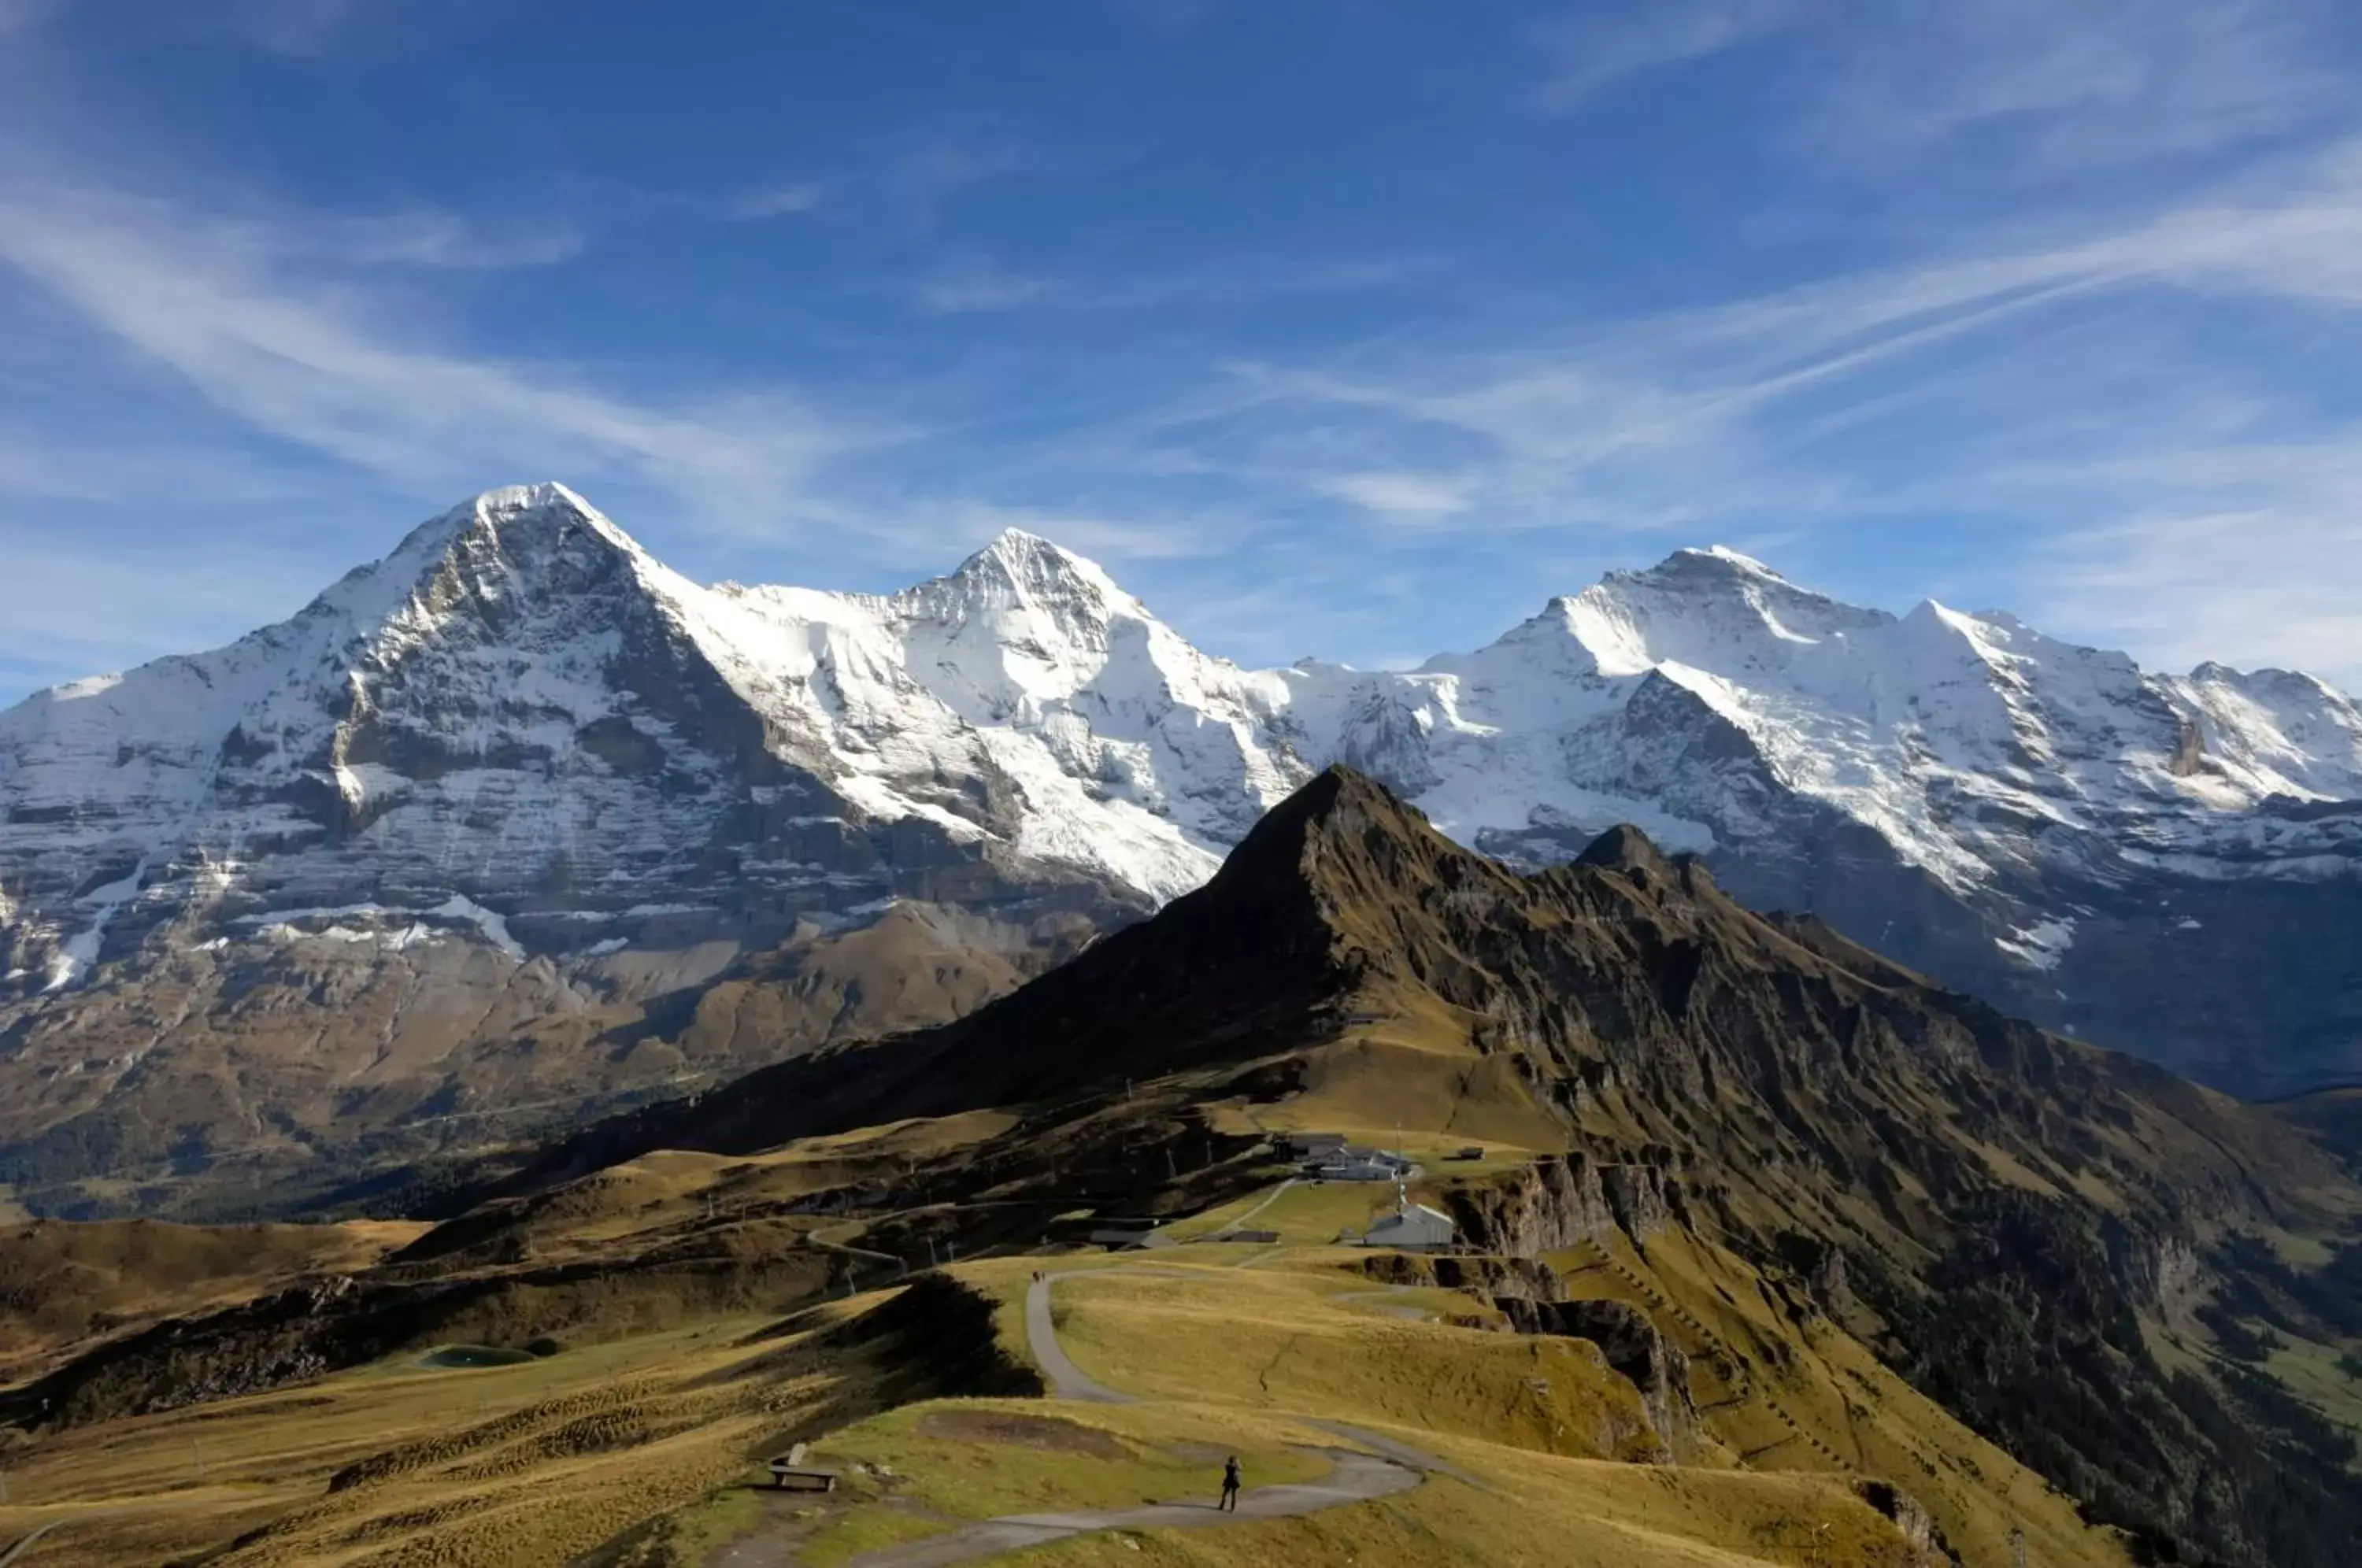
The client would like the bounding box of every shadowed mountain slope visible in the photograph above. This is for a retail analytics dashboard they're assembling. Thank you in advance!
[504,765,2362,1566]
[534,766,2330,1244]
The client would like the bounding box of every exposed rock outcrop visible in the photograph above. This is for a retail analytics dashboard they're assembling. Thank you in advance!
[1446,1154,1679,1256]
[1854,1478,1963,1566]
[1494,1296,1698,1459]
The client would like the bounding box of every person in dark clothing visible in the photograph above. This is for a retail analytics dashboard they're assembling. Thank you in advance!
[1220,1455,1242,1511]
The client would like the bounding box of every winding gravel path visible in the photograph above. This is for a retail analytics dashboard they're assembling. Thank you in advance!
[824,1270,1451,1566]
[1021,1270,1132,1403]
[1212,1178,1298,1235]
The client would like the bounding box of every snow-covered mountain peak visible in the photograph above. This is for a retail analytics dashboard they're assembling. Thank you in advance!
[883,528,1179,719]
[302,482,655,638]
[915,527,1137,624]
[2162,661,2362,802]
[8,484,2362,1089]
[1683,543,1785,575]
[424,481,654,576]
[1543,546,1894,680]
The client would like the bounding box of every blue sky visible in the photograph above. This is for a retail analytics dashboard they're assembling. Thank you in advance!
[5,0,2362,702]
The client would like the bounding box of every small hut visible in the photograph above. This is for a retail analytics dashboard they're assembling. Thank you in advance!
[1086,1221,1176,1252]
[1355,1175,1457,1253]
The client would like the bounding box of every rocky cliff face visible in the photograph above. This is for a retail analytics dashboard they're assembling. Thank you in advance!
[1444,1153,1680,1256]
[1494,1295,1700,1459]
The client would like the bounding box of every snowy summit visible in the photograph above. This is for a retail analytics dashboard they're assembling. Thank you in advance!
[2,486,2359,1090]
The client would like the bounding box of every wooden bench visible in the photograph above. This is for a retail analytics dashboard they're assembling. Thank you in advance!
[767,1463,839,1492]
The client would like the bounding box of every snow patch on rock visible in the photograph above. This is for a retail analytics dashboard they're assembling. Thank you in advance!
[1997,917,2076,971]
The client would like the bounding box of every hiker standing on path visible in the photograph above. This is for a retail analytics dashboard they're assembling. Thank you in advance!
[1220,1455,1242,1511]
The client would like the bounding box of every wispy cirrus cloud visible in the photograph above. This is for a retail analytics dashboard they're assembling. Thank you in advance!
[910,255,1062,315]
[1535,0,2341,174]
[195,0,366,57]
[0,182,895,534]
[727,180,825,222]
[900,250,1430,318]
[6,0,2362,704]
[1531,0,1796,112]
[2000,438,2362,687]
[1316,472,1475,520]
[299,208,587,269]
[1806,0,2342,170]
[879,126,1052,226]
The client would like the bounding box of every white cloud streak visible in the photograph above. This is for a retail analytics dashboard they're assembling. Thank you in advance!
[1532,0,1795,112]
[0,186,889,536]
[1317,472,1475,520]
[202,0,365,57]
[1807,0,2339,168]
[729,181,825,221]
[912,257,1062,315]
[1535,0,2339,175]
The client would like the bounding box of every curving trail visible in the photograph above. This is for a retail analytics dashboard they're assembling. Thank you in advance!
[1212,1178,1297,1235]
[1024,1269,1480,1479]
[1021,1270,1133,1403]
[825,1269,1455,1566]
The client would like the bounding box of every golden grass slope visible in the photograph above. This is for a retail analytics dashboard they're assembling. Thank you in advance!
[0,1216,428,1382]
[0,1229,2138,1568]
[0,1310,843,1566]
[640,1246,2130,1568]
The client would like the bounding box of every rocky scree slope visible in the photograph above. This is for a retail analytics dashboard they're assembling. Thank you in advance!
[2,485,2360,1208]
